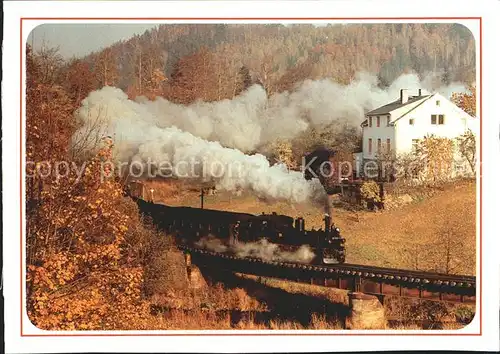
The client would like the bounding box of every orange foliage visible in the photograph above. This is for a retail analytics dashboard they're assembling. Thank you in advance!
[95,48,119,87]
[26,140,151,330]
[65,59,96,106]
[25,47,155,329]
[451,84,476,117]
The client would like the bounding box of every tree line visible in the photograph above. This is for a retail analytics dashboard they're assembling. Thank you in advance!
[42,23,476,107]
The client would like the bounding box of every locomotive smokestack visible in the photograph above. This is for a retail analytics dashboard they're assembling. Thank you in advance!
[324,194,335,226]
[324,213,331,233]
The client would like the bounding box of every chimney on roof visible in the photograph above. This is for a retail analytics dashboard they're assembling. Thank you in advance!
[418,89,423,96]
[400,89,409,104]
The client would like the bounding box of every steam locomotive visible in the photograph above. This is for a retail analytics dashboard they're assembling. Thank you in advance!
[127,146,348,264]
[134,198,346,264]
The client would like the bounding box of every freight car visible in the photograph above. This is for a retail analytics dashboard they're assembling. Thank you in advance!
[134,198,346,264]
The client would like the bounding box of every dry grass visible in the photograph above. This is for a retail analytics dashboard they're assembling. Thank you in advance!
[384,297,475,326]
[237,274,349,305]
[139,179,198,202]
[343,180,476,275]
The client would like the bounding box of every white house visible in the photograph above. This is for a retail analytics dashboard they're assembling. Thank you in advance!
[359,89,478,166]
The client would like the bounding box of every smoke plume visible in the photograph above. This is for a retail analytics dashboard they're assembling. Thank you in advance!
[131,71,466,152]
[73,87,327,204]
[195,235,316,264]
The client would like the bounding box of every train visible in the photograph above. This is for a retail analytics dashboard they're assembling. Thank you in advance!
[126,146,349,264]
[133,197,346,264]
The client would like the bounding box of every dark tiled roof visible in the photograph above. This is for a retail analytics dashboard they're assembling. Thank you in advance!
[365,95,430,116]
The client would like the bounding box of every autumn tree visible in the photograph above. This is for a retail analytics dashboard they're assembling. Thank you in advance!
[164,46,242,103]
[164,47,216,103]
[392,152,424,183]
[26,46,76,204]
[128,42,168,100]
[26,45,156,330]
[26,140,151,330]
[360,180,382,209]
[65,58,96,106]
[375,148,397,182]
[257,53,278,94]
[415,135,454,184]
[95,48,118,87]
[274,59,318,93]
[269,139,297,170]
[234,65,252,96]
[31,44,65,86]
[455,129,477,175]
[451,84,476,117]
[430,200,476,274]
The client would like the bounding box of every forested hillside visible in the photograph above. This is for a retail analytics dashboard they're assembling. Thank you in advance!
[52,23,475,106]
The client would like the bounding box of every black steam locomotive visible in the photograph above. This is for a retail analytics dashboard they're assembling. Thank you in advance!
[135,198,346,264]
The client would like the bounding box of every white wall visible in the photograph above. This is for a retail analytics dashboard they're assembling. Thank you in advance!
[361,95,429,160]
[362,114,395,160]
[394,93,476,154]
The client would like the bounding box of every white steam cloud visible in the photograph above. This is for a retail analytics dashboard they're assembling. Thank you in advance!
[133,71,466,152]
[195,235,316,264]
[72,71,467,204]
[73,87,326,204]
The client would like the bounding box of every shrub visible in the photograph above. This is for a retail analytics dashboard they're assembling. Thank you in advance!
[454,305,475,324]
[360,181,381,209]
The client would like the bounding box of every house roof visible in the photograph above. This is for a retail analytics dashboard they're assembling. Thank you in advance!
[365,95,430,116]
[391,94,435,123]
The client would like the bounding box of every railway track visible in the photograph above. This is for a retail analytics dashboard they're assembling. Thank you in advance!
[131,196,476,304]
[180,245,476,304]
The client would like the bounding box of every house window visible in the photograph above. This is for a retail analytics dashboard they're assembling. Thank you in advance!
[369,117,373,127]
[431,114,445,125]
[386,138,391,153]
[387,116,390,126]
[368,138,372,154]
[436,100,440,106]
[412,139,419,152]
[376,116,380,127]
[409,118,414,125]
[377,138,382,153]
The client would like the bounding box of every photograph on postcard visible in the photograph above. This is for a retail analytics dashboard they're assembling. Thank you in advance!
[24,22,478,331]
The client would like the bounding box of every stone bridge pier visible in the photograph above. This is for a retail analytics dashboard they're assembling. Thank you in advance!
[345,292,387,329]
[184,251,208,290]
